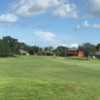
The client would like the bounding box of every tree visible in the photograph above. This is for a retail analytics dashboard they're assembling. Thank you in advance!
[79,43,96,57]
[96,44,100,51]
[0,39,11,57]
[54,46,68,56]
[43,47,54,56]
[3,36,18,55]
[28,46,40,55]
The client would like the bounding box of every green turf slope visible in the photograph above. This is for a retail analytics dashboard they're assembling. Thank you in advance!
[0,56,100,100]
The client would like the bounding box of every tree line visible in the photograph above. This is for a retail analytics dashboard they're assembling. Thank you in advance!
[0,36,100,57]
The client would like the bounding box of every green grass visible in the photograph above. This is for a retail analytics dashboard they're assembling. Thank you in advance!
[0,56,100,100]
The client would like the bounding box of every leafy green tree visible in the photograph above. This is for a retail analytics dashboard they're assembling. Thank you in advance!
[96,44,100,51]
[44,47,54,56]
[3,36,18,55]
[54,46,68,56]
[79,43,96,57]
[0,39,11,57]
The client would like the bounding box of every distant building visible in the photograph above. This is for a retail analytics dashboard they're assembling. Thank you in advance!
[19,49,30,56]
[95,51,100,58]
[66,48,85,57]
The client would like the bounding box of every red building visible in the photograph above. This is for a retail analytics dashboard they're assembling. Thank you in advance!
[67,48,85,57]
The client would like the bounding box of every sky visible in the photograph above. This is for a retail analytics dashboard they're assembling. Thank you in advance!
[0,0,100,47]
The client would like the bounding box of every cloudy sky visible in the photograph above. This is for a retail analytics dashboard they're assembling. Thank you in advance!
[0,0,100,47]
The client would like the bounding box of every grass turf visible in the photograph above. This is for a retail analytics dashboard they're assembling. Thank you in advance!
[0,56,100,100]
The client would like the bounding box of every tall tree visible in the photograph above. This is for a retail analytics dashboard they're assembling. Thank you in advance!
[79,43,96,57]
[54,46,68,56]
[96,44,100,51]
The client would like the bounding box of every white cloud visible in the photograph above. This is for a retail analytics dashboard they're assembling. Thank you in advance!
[3,0,100,23]
[34,30,79,47]
[34,30,56,42]
[88,0,100,17]
[76,20,100,30]
[34,30,70,47]
[0,0,78,23]
[69,43,79,48]
[34,30,61,46]
[0,13,18,23]
[12,0,60,16]
[12,0,78,18]
[54,3,78,18]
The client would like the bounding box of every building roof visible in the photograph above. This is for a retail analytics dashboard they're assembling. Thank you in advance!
[95,51,100,55]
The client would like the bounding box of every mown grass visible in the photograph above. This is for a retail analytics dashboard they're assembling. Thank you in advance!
[0,56,100,100]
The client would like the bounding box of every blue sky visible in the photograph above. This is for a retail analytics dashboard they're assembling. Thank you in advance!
[0,0,100,47]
